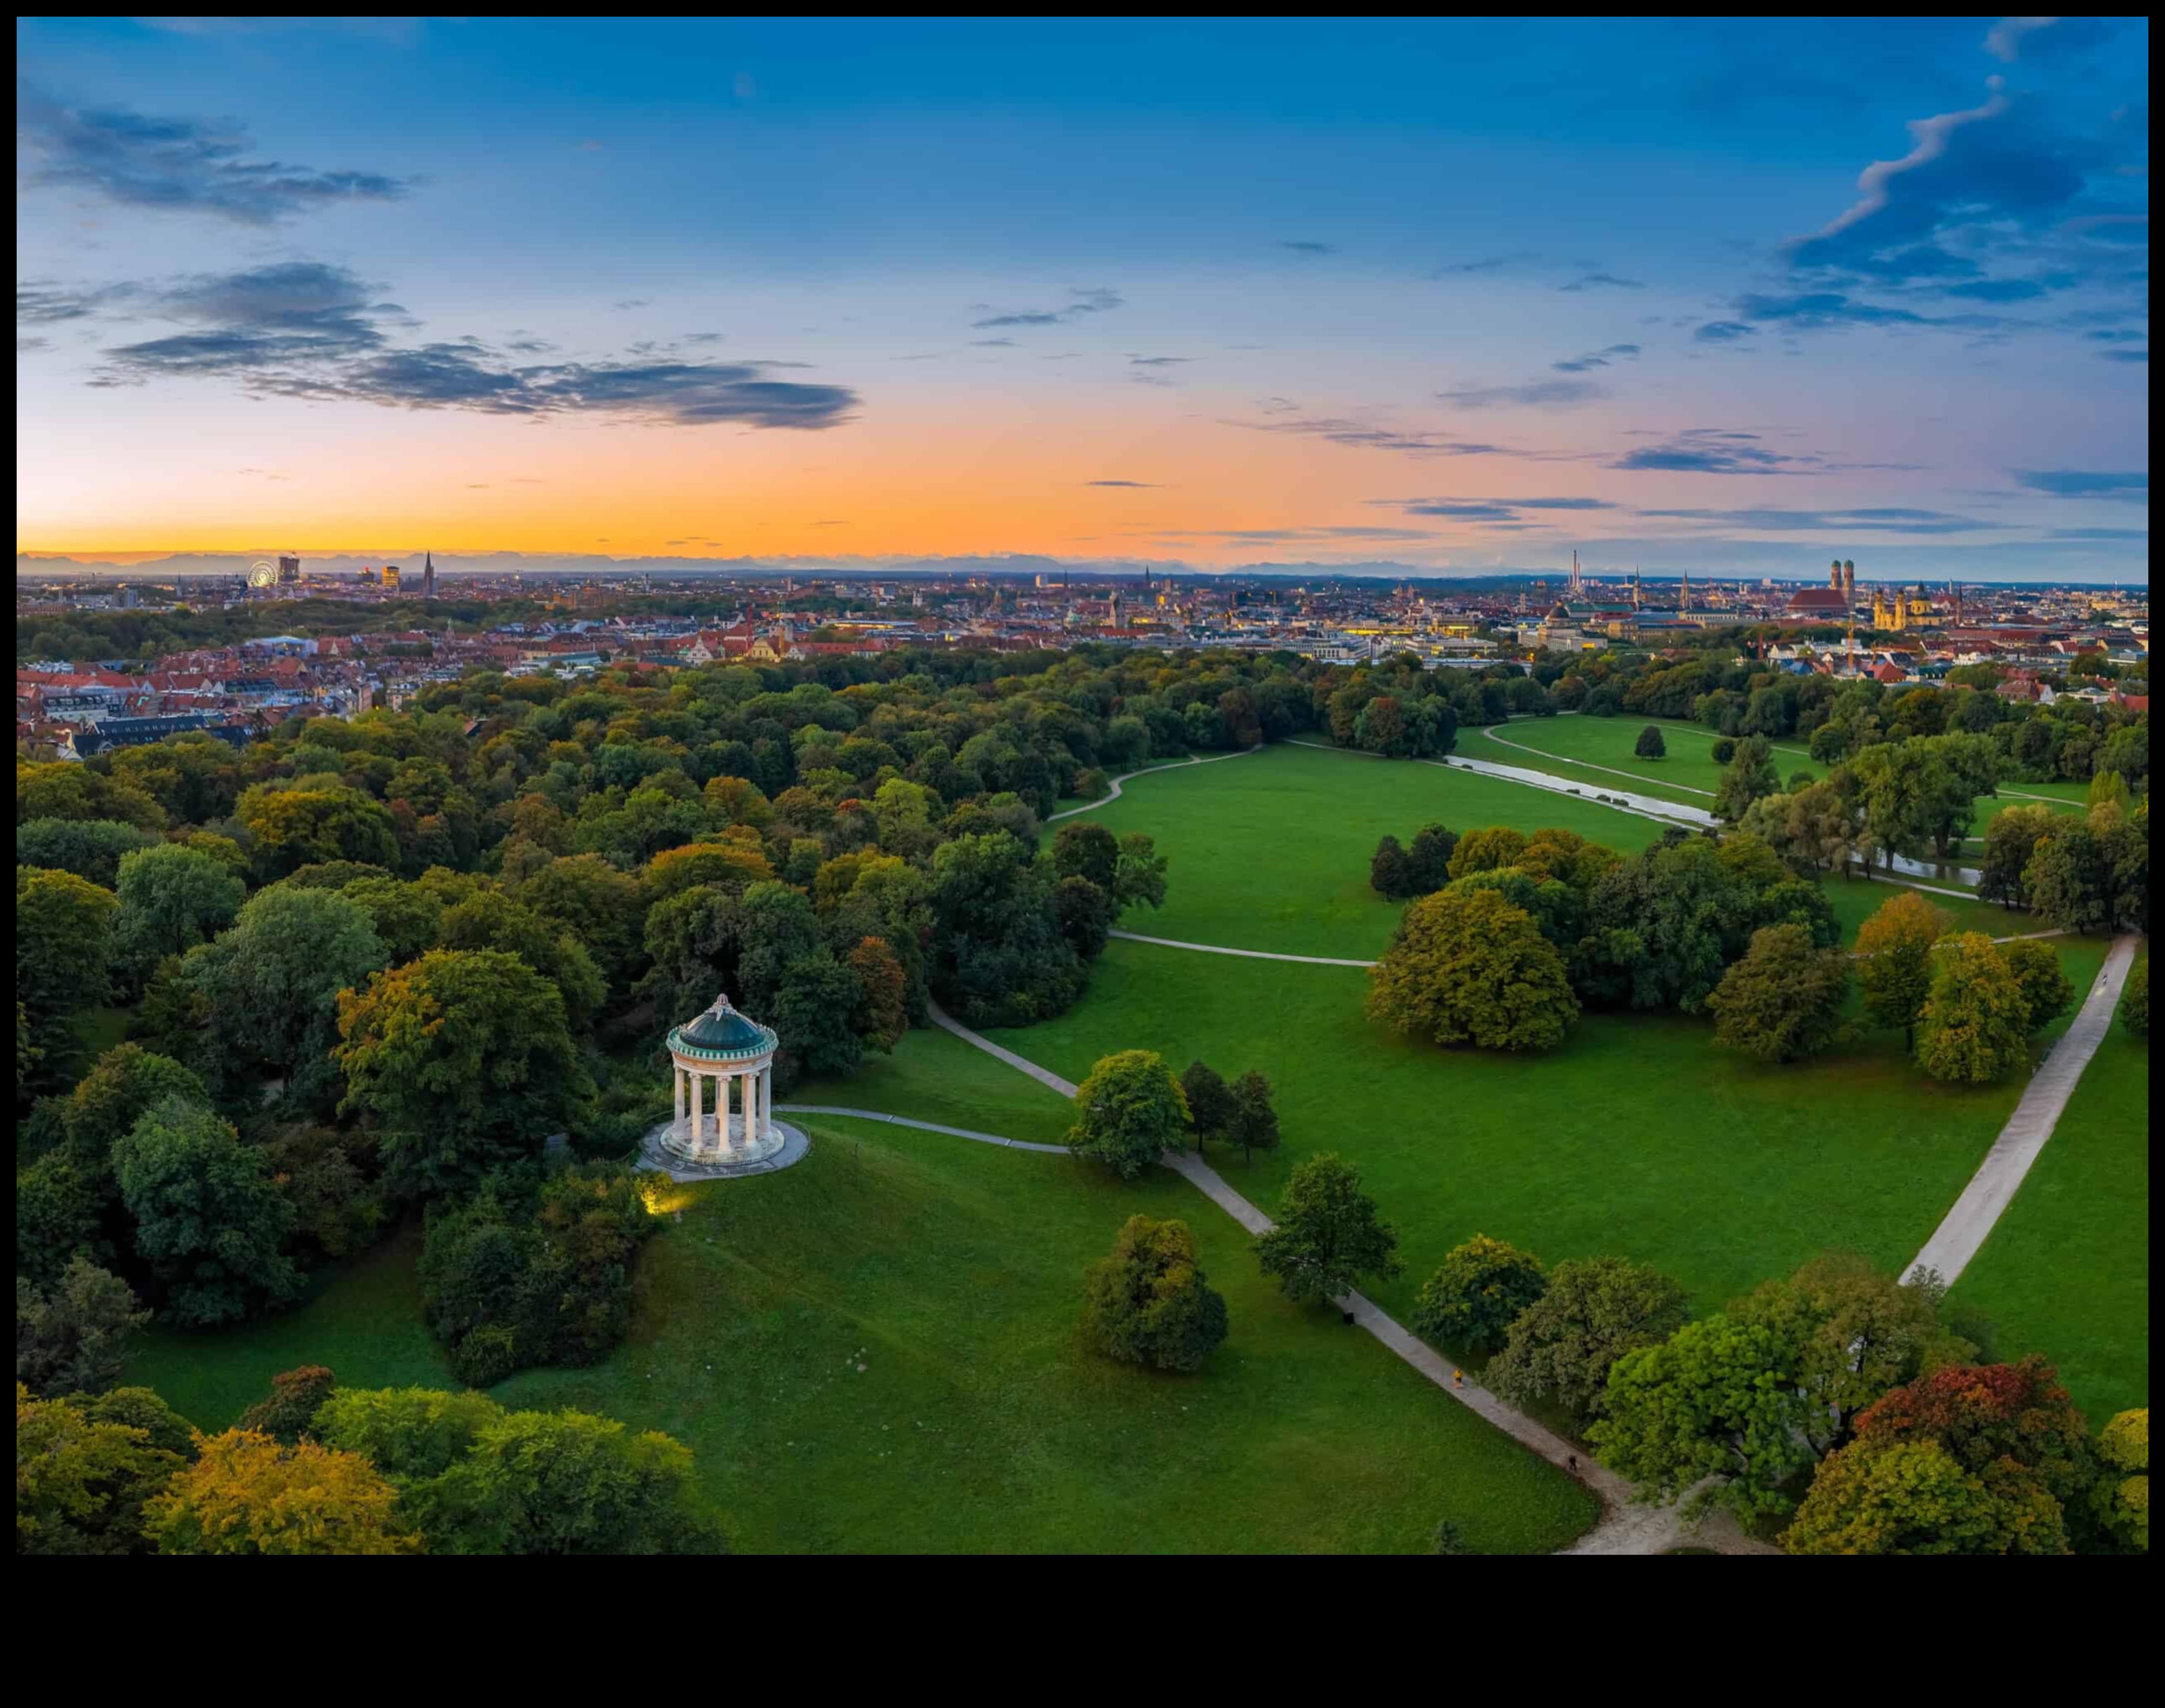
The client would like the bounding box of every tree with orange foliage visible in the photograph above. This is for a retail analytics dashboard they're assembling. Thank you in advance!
[145,1428,420,1556]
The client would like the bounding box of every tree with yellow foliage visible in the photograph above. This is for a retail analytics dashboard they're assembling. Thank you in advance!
[145,1428,420,1556]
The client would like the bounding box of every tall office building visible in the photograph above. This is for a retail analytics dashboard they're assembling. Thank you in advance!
[276,554,301,585]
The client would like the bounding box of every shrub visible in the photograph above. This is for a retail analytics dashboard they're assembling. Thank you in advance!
[1634,726,1666,759]
[237,1366,338,1443]
[2123,958,2148,1038]
[453,1326,520,1389]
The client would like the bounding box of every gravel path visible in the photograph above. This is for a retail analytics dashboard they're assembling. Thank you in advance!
[1046,746,1262,821]
[777,1103,1071,1154]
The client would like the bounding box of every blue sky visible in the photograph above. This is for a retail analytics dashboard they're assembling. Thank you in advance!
[15,17,2150,580]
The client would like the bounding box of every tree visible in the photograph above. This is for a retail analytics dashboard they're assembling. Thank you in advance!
[145,1428,420,1556]
[236,780,400,880]
[1080,1215,1229,1372]
[2091,1409,2148,1553]
[1366,887,1579,1051]
[1914,933,2032,1084]
[1784,1440,2058,1556]
[52,1043,210,1185]
[516,854,648,993]
[2024,822,2113,934]
[1410,1236,1547,1354]
[1487,1256,1689,1419]
[1053,874,1116,959]
[1405,823,1459,894]
[2123,957,2148,1039]
[1051,821,1120,891]
[1255,1153,1401,1307]
[1179,1060,1237,1151]
[1066,1050,1188,1181]
[1227,1070,1282,1164]
[16,1153,106,1289]
[113,1097,303,1326]
[436,889,608,1028]
[1112,833,1169,910]
[15,818,162,888]
[928,830,1083,1026]
[2001,937,2076,1033]
[110,844,246,989]
[1369,834,1416,901]
[16,1383,186,1556]
[329,1397,720,1556]
[237,1366,339,1444]
[16,1257,150,1397]
[1446,826,1527,881]
[181,886,388,1107]
[1634,725,1666,759]
[846,936,908,1050]
[1854,889,1952,1046]
[1707,924,1849,1063]
[1734,1253,1968,1451]
[16,867,117,1083]
[1712,735,1780,821]
[1576,837,1759,1014]
[1849,1354,2091,1511]
[1589,1313,1819,1518]
[336,949,594,1197]
[1979,805,2057,909]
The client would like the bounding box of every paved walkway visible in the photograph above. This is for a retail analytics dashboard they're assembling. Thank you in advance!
[1287,735,1983,889]
[1107,929,1376,968]
[1905,934,2140,1287]
[924,999,1762,1555]
[1480,724,1716,797]
[777,1103,1070,1154]
[1046,746,1261,821]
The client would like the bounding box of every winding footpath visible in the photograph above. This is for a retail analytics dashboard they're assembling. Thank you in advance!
[1904,934,2140,1287]
[774,1104,1070,1155]
[921,999,1765,1556]
[1046,746,1262,822]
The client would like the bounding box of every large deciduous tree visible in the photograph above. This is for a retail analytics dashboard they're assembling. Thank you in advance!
[1366,886,1578,1051]
[1914,933,2033,1084]
[1410,1235,1547,1354]
[1854,889,1952,1046]
[111,844,246,988]
[113,1097,303,1326]
[1066,1050,1188,1181]
[1179,1059,1237,1152]
[336,949,593,1196]
[145,1429,419,1556]
[15,1385,186,1556]
[17,866,118,1085]
[1707,923,1850,1063]
[1487,1256,1689,1419]
[236,780,401,880]
[1255,1153,1401,1307]
[1080,1215,1229,1372]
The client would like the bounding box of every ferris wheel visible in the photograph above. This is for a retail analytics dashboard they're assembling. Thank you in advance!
[248,560,279,589]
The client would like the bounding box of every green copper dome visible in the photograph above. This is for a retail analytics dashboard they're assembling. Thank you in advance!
[669,994,777,1059]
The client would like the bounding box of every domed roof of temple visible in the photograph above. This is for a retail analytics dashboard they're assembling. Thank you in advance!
[670,993,776,1057]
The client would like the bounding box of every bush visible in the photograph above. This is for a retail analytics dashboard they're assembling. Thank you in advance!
[453,1326,520,1389]
[1710,738,1737,764]
[1410,1236,1548,1354]
[1634,726,1666,759]
[2123,958,2148,1038]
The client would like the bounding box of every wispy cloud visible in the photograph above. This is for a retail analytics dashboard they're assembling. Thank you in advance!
[1436,378,1605,409]
[17,84,417,224]
[1280,240,1336,255]
[1692,320,1758,343]
[1551,343,1640,372]
[1086,480,1161,487]
[2013,469,2148,500]
[1610,428,1810,475]
[1637,505,2003,534]
[970,286,1124,330]
[1556,271,1645,291]
[1237,416,1534,457]
[87,261,860,429]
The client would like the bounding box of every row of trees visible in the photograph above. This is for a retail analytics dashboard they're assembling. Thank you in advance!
[1063,1051,1282,1178]
[17,1366,721,1556]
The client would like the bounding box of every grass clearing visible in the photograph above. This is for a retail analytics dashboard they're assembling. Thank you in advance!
[986,934,2109,1332]
[131,1110,1596,1554]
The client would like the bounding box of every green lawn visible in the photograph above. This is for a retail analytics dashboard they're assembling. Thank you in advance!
[1082,738,2017,961]
[983,934,2110,1333]
[132,1108,1597,1554]
[1952,954,2149,1422]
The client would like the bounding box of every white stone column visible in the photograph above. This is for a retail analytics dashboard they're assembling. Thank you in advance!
[729,1073,746,1148]
[699,1074,714,1152]
[759,1065,771,1138]
[674,1063,685,1135]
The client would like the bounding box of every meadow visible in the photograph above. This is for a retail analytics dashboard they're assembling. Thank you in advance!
[134,1093,1598,1554]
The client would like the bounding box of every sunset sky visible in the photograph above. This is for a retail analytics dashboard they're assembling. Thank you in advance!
[15,17,2150,580]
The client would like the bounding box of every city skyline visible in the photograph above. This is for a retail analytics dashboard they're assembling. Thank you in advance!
[16,17,2150,582]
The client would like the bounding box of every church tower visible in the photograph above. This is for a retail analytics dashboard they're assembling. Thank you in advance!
[1842,560,1855,605]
